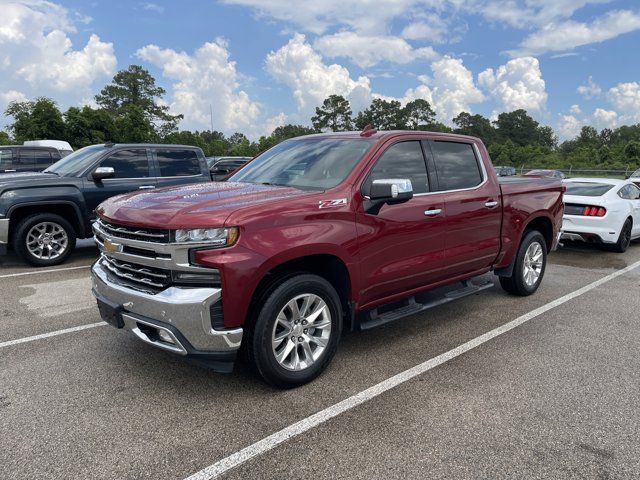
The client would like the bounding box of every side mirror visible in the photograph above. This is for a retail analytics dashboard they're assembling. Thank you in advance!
[365,179,413,214]
[370,179,413,202]
[92,166,115,181]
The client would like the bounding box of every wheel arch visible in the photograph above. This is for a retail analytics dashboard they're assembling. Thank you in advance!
[495,214,552,278]
[9,201,85,239]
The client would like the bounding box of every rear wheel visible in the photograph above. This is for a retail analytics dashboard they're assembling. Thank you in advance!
[14,213,76,267]
[499,230,547,296]
[246,273,342,388]
[610,218,632,253]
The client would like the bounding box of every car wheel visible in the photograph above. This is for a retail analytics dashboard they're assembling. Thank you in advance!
[610,218,632,253]
[246,273,342,388]
[499,230,547,296]
[14,213,76,267]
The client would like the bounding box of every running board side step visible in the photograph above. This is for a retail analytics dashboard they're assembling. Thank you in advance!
[359,279,494,331]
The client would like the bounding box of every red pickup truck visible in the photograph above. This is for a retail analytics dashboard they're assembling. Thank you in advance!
[91,130,564,387]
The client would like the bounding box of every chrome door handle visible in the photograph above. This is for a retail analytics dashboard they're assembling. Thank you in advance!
[485,201,499,208]
[424,209,442,216]
[138,185,155,190]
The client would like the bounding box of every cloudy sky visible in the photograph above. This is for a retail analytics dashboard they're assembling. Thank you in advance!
[1,0,640,139]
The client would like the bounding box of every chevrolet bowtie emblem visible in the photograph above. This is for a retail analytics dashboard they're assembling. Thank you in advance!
[103,238,123,254]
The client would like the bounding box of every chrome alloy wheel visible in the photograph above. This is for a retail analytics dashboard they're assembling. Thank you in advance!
[271,293,332,371]
[522,241,544,287]
[26,221,69,260]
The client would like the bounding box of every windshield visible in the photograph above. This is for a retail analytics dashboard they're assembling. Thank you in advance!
[229,138,376,190]
[45,145,106,177]
[631,168,640,178]
[565,182,614,196]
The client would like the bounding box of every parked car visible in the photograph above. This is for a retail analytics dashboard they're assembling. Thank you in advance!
[23,140,73,157]
[628,168,640,187]
[0,145,65,173]
[0,143,211,266]
[207,156,252,181]
[91,130,564,387]
[524,169,566,180]
[561,178,640,252]
[494,165,516,176]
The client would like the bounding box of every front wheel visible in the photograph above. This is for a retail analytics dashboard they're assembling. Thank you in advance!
[499,230,547,296]
[14,213,76,267]
[246,274,342,388]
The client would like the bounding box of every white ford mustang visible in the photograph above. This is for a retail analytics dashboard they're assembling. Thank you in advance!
[561,178,640,252]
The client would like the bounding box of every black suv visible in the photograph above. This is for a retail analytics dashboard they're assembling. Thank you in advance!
[0,143,211,266]
[0,146,64,173]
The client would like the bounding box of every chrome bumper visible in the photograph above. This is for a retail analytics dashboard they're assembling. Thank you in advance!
[91,261,242,354]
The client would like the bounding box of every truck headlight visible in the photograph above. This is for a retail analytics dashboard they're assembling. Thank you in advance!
[174,227,239,247]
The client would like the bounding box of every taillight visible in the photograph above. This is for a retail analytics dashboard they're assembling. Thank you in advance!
[582,206,606,217]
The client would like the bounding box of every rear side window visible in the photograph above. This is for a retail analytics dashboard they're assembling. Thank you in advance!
[34,150,52,169]
[157,149,201,177]
[566,183,613,197]
[619,184,640,200]
[366,141,428,194]
[17,149,36,167]
[431,141,482,191]
[0,149,12,168]
[100,149,150,178]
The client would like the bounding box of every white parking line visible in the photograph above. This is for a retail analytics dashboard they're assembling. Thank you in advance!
[184,259,640,480]
[0,322,105,349]
[0,265,91,279]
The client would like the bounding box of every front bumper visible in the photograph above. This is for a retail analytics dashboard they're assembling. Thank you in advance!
[91,260,243,372]
[0,218,9,255]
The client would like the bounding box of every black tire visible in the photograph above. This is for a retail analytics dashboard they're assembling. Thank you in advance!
[610,218,632,253]
[499,230,547,296]
[14,213,76,267]
[246,273,342,388]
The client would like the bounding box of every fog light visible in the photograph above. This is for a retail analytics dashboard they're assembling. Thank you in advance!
[157,329,175,344]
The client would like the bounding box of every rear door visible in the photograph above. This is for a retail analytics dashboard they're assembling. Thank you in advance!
[82,148,156,220]
[33,149,55,171]
[356,140,447,306]
[154,148,209,188]
[15,148,38,172]
[428,140,502,276]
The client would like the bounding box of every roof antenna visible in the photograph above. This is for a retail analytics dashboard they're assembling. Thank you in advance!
[360,124,377,137]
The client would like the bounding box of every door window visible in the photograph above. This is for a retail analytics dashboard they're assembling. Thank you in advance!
[157,149,201,177]
[99,149,150,178]
[17,149,37,168]
[365,141,429,194]
[431,141,482,191]
[623,184,640,200]
[0,149,12,169]
[34,150,53,170]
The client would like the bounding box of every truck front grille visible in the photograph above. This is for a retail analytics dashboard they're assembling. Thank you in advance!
[96,219,170,243]
[101,255,171,294]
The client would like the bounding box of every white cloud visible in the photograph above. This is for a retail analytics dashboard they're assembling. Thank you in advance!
[478,57,548,113]
[400,56,485,123]
[569,104,582,115]
[0,1,116,119]
[607,82,640,122]
[401,13,451,43]
[265,34,372,116]
[314,32,438,68]
[141,2,164,13]
[592,107,618,129]
[137,39,261,135]
[557,114,584,139]
[509,9,640,56]
[577,76,602,99]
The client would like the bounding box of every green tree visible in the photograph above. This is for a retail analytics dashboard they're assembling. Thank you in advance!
[95,65,182,138]
[311,95,353,131]
[403,99,436,130]
[4,97,65,142]
[624,140,640,161]
[114,105,156,143]
[0,131,11,145]
[453,112,496,144]
[64,106,117,147]
[355,98,407,130]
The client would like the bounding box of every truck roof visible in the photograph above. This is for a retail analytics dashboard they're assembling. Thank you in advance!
[294,130,481,143]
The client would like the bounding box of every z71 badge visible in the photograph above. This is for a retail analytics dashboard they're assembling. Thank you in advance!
[318,198,348,209]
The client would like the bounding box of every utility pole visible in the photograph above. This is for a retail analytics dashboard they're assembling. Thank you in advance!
[210,104,214,132]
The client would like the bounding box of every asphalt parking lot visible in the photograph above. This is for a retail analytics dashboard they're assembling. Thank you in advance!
[1,241,639,479]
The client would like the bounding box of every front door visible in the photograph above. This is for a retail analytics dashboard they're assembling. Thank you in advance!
[356,140,447,308]
[82,148,156,221]
[153,148,208,188]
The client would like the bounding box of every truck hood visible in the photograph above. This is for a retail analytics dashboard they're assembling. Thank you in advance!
[0,172,68,191]
[97,181,315,229]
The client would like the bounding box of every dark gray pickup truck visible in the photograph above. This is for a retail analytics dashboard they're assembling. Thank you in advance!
[0,143,210,266]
